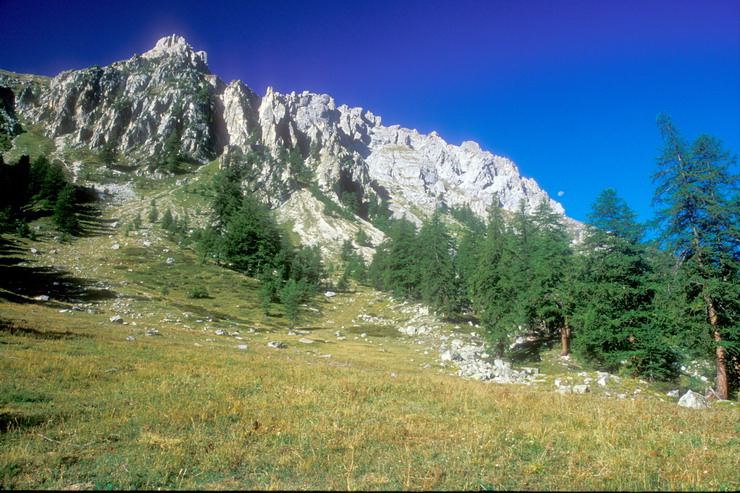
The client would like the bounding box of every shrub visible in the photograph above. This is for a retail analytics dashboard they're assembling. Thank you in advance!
[187,286,209,299]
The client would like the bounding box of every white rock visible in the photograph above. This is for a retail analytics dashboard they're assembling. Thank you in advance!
[678,390,710,409]
[299,338,314,344]
[236,345,248,350]
[324,291,336,297]
[166,258,175,264]
[112,244,120,250]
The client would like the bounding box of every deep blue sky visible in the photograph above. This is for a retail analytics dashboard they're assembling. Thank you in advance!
[2,0,738,223]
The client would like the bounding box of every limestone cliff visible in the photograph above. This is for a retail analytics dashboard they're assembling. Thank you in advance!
[2,34,580,246]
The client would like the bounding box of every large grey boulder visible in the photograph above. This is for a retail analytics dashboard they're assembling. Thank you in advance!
[678,390,710,409]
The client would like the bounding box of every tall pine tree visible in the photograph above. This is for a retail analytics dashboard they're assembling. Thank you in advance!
[652,114,740,397]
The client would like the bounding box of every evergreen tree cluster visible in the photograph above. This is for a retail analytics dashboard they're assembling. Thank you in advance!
[369,211,457,316]
[366,115,739,397]
[197,165,327,327]
[0,154,82,235]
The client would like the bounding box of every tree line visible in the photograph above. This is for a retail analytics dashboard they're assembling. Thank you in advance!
[367,114,739,399]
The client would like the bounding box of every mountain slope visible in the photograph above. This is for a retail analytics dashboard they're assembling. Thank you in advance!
[2,34,579,251]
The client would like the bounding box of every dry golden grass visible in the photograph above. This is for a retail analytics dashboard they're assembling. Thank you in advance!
[1,290,738,490]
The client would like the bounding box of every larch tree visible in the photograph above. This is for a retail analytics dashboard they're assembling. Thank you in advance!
[529,199,574,355]
[652,113,740,398]
[574,189,677,379]
[416,211,457,316]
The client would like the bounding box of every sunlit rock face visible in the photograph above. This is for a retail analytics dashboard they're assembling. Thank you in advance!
[8,34,579,244]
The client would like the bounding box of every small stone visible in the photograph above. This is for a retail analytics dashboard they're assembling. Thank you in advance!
[215,329,228,336]
[126,336,136,341]
[325,291,336,297]
[597,375,610,387]
[145,328,161,336]
[390,373,397,378]
[268,341,287,349]
[667,389,680,398]
[236,345,248,350]
[109,316,124,324]
[361,333,367,338]
[30,248,38,254]
[112,244,120,250]
[299,338,314,344]
[573,385,590,394]
[288,331,297,336]
[166,258,175,264]
[35,295,50,301]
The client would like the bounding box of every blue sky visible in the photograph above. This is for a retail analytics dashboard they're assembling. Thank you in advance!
[1,0,738,223]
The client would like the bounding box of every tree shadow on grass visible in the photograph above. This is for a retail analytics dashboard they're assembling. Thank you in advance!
[0,236,117,305]
[509,334,559,364]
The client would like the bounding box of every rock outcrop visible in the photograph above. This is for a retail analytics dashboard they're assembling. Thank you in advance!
[3,34,579,244]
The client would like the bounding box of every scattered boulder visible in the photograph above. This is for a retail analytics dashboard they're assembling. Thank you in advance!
[667,389,680,398]
[166,258,175,264]
[126,336,136,341]
[145,328,161,336]
[573,385,590,394]
[109,315,124,324]
[35,295,50,301]
[268,341,287,349]
[215,329,228,336]
[236,345,248,350]
[111,244,121,250]
[299,338,314,344]
[678,390,710,409]
[324,291,336,297]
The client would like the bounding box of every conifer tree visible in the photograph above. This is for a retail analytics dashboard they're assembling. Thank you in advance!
[52,184,79,234]
[220,195,283,276]
[416,211,456,315]
[530,199,574,354]
[469,206,517,357]
[652,114,740,397]
[574,189,677,378]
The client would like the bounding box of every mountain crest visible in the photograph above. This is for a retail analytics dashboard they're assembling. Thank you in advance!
[2,34,580,252]
[141,34,209,73]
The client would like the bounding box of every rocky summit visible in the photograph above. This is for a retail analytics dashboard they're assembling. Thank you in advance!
[1,35,578,252]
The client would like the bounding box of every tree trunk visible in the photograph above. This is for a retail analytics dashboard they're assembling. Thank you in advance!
[705,291,729,399]
[560,317,571,356]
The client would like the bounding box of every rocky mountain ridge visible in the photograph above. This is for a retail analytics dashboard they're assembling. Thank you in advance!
[2,34,578,245]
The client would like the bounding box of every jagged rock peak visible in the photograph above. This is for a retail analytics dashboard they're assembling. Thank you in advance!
[142,34,209,73]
